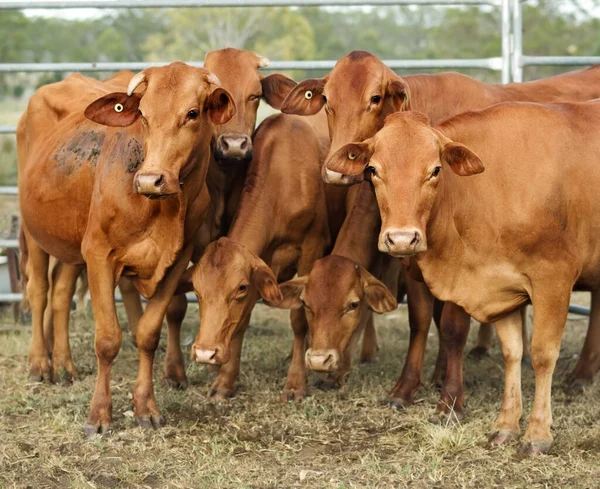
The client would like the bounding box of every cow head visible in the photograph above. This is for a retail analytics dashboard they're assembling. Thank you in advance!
[187,237,282,365]
[271,256,396,379]
[204,48,297,166]
[325,112,485,257]
[84,62,236,199]
[280,51,410,165]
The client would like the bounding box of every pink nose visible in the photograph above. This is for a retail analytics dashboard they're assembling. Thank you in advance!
[379,227,426,256]
[135,173,165,196]
[195,349,218,364]
[306,349,340,372]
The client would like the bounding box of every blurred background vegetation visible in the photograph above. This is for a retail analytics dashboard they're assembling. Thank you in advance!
[0,0,599,185]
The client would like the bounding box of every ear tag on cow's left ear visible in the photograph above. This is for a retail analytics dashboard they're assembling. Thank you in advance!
[348,152,357,160]
[304,91,313,100]
[114,103,124,113]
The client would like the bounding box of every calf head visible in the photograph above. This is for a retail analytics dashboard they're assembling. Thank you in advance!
[272,256,396,375]
[84,62,236,198]
[205,48,297,165]
[188,237,282,365]
[324,112,485,258]
[280,51,410,162]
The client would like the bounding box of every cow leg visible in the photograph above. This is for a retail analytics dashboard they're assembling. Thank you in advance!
[50,261,83,383]
[208,324,247,400]
[567,290,600,386]
[519,287,570,455]
[281,309,309,401]
[469,323,494,359]
[133,246,193,428]
[431,298,447,388]
[118,276,143,343]
[359,312,379,363]
[26,236,51,383]
[388,277,433,409]
[84,257,121,435]
[488,309,523,446]
[43,258,57,355]
[521,306,531,365]
[164,293,189,390]
[433,302,470,421]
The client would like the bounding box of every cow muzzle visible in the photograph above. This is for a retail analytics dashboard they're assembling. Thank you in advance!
[379,227,427,257]
[192,344,228,365]
[215,134,253,163]
[305,349,340,372]
[134,172,177,198]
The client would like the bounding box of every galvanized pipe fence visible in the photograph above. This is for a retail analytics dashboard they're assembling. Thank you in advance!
[0,0,594,314]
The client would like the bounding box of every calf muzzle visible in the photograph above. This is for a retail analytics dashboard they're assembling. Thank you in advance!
[134,172,176,198]
[215,134,253,163]
[306,349,340,372]
[379,228,426,257]
[193,344,227,365]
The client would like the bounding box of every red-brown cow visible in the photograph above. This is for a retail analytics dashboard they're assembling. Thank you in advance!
[185,113,329,400]
[18,62,235,434]
[280,50,600,413]
[325,103,600,454]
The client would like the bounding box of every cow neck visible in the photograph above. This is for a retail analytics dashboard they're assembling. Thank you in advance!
[332,182,380,269]
[227,158,275,258]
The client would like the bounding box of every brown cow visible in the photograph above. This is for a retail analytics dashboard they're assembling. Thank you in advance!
[18,62,235,434]
[280,50,600,412]
[272,182,399,387]
[325,103,600,454]
[186,112,329,400]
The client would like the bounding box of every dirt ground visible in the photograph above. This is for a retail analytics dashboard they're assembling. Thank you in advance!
[0,293,599,489]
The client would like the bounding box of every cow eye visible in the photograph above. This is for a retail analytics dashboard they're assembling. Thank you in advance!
[248,93,261,102]
[431,167,441,178]
[349,301,360,310]
[367,166,377,176]
[238,284,248,293]
[187,109,200,120]
[371,95,382,105]
[322,95,327,103]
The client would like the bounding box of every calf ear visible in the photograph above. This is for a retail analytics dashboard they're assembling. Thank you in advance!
[280,78,326,115]
[323,142,373,186]
[261,74,298,110]
[251,264,283,305]
[207,88,236,125]
[274,276,308,310]
[174,266,195,296]
[84,92,141,127]
[440,142,485,176]
[387,76,411,112]
[360,268,398,313]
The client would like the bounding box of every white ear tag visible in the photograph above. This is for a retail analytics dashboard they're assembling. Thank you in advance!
[114,103,124,113]
[304,91,313,100]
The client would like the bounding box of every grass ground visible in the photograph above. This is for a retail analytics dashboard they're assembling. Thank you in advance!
[0,293,599,489]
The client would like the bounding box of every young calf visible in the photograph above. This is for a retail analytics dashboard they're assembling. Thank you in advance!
[325,103,600,454]
[185,113,330,400]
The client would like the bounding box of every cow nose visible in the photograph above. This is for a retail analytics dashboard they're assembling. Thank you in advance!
[216,134,253,162]
[380,228,425,256]
[305,349,340,372]
[135,173,165,196]
[195,347,221,365]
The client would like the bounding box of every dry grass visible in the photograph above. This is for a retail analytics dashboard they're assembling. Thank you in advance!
[1,295,599,489]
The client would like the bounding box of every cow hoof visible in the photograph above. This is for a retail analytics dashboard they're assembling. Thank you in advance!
[468,345,489,360]
[165,377,189,390]
[83,422,114,436]
[386,397,412,411]
[518,439,552,456]
[208,388,234,400]
[313,378,341,391]
[281,389,307,402]
[488,429,519,447]
[54,367,78,385]
[134,414,166,430]
[29,359,53,384]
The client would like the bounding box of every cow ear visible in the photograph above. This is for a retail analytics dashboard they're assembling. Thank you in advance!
[251,263,283,305]
[174,266,195,296]
[207,88,236,125]
[280,78,326,115]
[261,73,298,110]
[360,268,397,314]
[440,142,485,176]
[84,92,141,127]
[273,276,308,310]
[323,142,373,186]
[387,76,411,112]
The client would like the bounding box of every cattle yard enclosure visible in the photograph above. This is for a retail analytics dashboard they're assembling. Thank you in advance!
[0,0,598,312]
